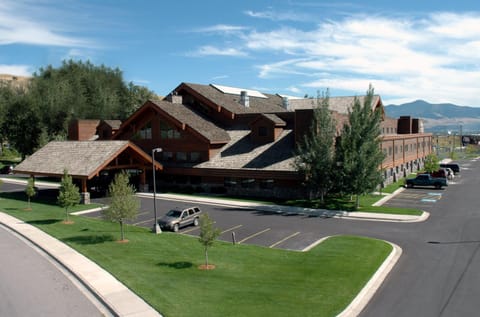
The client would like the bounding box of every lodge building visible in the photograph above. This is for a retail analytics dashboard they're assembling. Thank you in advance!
[14,82,432,202]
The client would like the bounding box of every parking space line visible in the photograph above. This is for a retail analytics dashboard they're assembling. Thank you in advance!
[181,226,200,234]
[221,225,243,234]
[238,228,271,244]
[269,232,300,248]
[133,219,153,225]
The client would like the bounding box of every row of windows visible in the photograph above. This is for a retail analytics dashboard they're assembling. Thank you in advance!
[224,178,275,189]
[138,121,181,140]
[383,141,431,156]
[158,151,201,163]
[382,127,397,134]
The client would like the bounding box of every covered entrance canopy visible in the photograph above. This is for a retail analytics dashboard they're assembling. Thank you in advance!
[14,141,162,203]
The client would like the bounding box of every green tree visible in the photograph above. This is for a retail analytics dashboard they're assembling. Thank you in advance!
[57,169,81,223]
[29,60,156,139]
[25,177,36,209]
[294,90,337,202]
[102,171,140,241]
[335,85,385,209]
[1,95,43,159]
[198,213,221,268]
[423,153,440,173]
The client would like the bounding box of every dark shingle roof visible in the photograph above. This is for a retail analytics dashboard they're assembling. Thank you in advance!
[151,100,230,144]
[181,83,289,114]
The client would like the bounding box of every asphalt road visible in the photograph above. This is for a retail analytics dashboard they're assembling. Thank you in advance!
[0,225,108,317]
[360,159,480,317]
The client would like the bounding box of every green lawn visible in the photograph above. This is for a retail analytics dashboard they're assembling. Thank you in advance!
[0,192,392,317]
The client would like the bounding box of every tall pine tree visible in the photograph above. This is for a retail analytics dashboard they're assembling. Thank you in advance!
[295,90,337,202]
[336,85,385,209]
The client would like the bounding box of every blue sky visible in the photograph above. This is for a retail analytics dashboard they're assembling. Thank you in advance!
[1,0,480,106]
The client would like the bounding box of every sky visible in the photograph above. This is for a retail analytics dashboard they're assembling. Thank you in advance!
[1,0,480,106]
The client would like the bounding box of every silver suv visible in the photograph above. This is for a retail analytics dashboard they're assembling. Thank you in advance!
[158,206,202,232]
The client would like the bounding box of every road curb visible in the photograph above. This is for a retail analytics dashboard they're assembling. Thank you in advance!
[338,241,403,317]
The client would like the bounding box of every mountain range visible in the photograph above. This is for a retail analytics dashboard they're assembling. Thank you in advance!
[385,100,480,133]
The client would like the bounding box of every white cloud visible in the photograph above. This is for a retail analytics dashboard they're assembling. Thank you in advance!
[0,64,32,76]
[199,11,480,105]
[190,45,248,57]
[0,0,95,48]
[244,9,309,22]
[194,24,248,34]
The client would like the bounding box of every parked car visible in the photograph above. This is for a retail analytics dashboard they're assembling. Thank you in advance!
[442,168,455,180]
[440,163,460,174]
[0,165,13,174]
[406,174,448,189]
[158,206,202,232]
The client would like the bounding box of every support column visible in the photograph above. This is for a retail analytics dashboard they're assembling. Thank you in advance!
[139,168,149,192]
[80,179,90,204]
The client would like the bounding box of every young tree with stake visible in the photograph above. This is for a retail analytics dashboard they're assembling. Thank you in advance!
[102,171,140,242]
[198,213,221,269]
[57,169,81,224]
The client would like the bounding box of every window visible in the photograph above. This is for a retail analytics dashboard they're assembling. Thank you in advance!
[176,152,187,162]
[160,121,181,139]
[139,122,152,139]
[162,151,173,161]
[224,177,237,187]
[190,152,200,162]
[260,179,274,189]
[241,178,255,188]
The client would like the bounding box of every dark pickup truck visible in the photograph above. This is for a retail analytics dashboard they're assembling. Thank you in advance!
[405,174,448,189]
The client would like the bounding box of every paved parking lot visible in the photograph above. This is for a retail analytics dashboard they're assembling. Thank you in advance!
[84,198,329,251]
[383,171,462,209]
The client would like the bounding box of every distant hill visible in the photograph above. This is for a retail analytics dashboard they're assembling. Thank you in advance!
[0,74,31,90]
[385,100,480,133]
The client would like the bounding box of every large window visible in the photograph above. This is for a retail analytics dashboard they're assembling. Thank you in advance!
[190,152,200,162]
[160,121,181,139]
[176,152,187,162]
[139,122,152,139]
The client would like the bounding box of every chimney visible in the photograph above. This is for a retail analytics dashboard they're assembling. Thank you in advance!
[166,91,183,104]
[282,97,289,110]
[240,90,250,107]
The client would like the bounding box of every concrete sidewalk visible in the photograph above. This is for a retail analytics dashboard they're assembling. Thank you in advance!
[137,187,429,223]
[0,212,162,317]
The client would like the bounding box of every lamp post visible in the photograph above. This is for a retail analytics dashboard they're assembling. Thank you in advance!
[152,147,162,234]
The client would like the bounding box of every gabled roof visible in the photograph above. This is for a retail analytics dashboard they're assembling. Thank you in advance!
[250,113,286,127]
[152,100,230,143]
[115,100,230,144]
[288,95,383,114]
[13,141,162,179]
[176,83,289,114]
[99,120,122,129]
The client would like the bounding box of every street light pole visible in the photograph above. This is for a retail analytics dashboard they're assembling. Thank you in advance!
[152,147,162,234]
